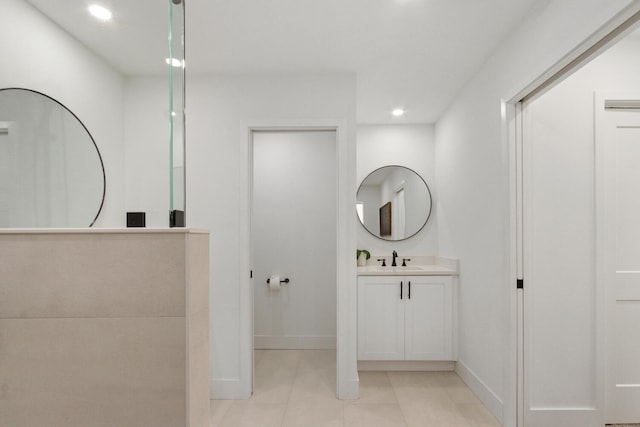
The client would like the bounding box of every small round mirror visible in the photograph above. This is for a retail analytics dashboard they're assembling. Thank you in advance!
[356,165,432,241]
[0,88,105,227]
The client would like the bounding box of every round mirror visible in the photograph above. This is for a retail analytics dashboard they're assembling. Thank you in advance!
[357,165,432,241]
[0,88,105,227]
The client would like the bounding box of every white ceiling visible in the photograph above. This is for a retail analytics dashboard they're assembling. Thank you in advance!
[26,0,541,123]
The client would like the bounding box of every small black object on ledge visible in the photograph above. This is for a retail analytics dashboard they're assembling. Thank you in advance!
[126,212,146,227]
[170,210,185,227]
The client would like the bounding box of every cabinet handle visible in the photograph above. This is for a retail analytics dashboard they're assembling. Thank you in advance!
[408,281,411,299]
[400,281,403,300]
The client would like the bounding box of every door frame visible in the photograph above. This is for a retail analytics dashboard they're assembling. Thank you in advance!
[239,119,358,400]
[504,7,640,426]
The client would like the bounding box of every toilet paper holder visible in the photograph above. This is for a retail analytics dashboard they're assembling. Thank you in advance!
[266,277,290,285]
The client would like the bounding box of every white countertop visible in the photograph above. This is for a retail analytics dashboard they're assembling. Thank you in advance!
[357,256,458,276]
[357,265,457,276]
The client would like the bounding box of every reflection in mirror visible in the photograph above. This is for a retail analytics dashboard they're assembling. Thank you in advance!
[0,88,105,228]
[357,165,431,241]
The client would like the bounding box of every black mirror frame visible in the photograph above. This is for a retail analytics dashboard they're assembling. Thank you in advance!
[0,87,106,227]
[356,164,432,241]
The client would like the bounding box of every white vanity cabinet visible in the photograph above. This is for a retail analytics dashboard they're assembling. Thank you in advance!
[358,275,453,361]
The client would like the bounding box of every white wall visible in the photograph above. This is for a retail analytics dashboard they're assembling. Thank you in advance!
[253,131,336,349]
[124,77,171,227]
[185,74,357,398]
[525,30,640,420]
[357,124,437,256]
[434,0,637,424]
[0,0,125,227]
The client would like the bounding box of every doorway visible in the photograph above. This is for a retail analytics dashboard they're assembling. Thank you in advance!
[513,21,640,426]
[250,129,338,396]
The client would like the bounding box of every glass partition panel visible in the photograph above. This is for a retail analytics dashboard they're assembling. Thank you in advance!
[169,0,185,227]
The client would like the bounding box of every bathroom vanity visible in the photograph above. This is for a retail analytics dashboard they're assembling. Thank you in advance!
[357,256,458,370]
[0,229,209,427]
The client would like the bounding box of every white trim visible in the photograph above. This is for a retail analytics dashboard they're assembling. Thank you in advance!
[358,360,454,371]
[595,91,608,427]
[604,99,640,109]
[504,98,520,427]
[238,124,254,400]
[335,118,360,400]
[254,335,336,349]
[239,119,358,401]
[456,360,504,424]
[210,378,248,399]
[339,379,359,400]
[525,408,598,426]
[509,6,640,105]
[452,275,459,361]
[393,180,405,193]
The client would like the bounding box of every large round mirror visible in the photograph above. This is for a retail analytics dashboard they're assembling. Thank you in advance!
[357,165,432,241]
[0,88,105,227]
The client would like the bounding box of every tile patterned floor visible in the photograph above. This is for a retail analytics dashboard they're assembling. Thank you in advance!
[210,350,502,427]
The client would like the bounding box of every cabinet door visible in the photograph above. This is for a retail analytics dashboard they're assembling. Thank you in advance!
[358,276,405,360]
[404,276,453,360]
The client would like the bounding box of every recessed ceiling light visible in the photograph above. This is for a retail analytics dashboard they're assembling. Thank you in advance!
[165,58,184,67]
[391,108,405,117]
[88,4,112,21]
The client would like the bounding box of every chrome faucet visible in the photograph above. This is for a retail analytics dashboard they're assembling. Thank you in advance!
[392,250,398,267]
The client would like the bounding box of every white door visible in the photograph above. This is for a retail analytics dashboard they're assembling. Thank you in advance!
[357,276,405,360]
[404,276,453,360]
[598,98,640,424]
[520,98,599,426]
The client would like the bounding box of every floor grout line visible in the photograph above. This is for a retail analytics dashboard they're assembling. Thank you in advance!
[280,350,303,427]
[211,350,500,427]
[386,371,411,427]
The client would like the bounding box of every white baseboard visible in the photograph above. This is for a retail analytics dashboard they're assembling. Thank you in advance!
[338,377,359,400]
[527,408,597,425]
[358,360,455,371]
[254,335,336,349]
[210,378,251,399]
[455,360,503,423]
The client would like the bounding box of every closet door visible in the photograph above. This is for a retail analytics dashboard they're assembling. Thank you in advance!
[522,97,598,426]
[599,100,640,424]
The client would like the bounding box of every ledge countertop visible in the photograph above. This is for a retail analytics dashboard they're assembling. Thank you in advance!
[0,228,209,235]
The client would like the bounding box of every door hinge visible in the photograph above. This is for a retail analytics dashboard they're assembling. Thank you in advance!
[517,279,524,289]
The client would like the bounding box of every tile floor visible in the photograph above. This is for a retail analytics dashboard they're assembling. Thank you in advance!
[210,350,501,427]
